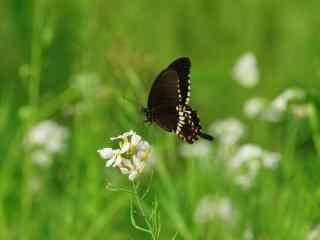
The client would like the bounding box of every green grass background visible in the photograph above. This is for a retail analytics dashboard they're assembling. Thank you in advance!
[1,0,320,239]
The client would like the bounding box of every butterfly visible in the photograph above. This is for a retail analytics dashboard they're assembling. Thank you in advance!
[142,57,214,144]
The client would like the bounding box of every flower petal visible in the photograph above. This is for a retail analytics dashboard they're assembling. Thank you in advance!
[128,171,138,181]
[131,134,141,145]
[106,159,115,167]
[110,130,136,141]
[120,142,130,153]
[97,148,114,159]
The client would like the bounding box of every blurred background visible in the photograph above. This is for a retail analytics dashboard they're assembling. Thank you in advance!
[1,0,320,239]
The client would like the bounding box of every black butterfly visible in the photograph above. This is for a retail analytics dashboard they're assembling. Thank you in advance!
[142,57,213,144]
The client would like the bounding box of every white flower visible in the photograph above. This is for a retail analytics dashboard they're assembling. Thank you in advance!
[179,141,211,158]
[216,198,234,223]
[307,225,320,240]
[234,174,254,190]
[98,149,122,167]
[243,97,267,119]
[230,144,263,170]
[230,145,261,187]
[209,118,246,146]
[24,120,69,154]
[281,88,305,101]
[98,131,151,181]
[262,151,281,169]
[233,52,259,88]
[194,196,236,225]
[24,120,69,168]
[119,155,146,181]
[97,148,113,159]
[262,88,306,122]
[230,144,281,190]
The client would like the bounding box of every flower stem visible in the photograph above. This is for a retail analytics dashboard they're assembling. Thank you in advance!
[131,181,158,240]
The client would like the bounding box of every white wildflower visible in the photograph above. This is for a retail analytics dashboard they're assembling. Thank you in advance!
[243,97,267,119]
[24,120,69,167]
[209,118,246,146]
[262,88,306,122]
[262,151,281,169]
[230,144,263,170]
[194,196,236,225]
[99,149,122,167]
[230,144,281,190]
[97,148,113,159]
[24,120,69,154]
[179,141,211,158]
[281,88,305,101]
[234,174,254,190]
[307,225,320,240]
[98,130,151,181]
[230,144,261,185]
[233,52,259,88]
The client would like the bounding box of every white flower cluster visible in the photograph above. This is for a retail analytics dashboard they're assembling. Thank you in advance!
[209,118,246,146]
[98,130,151,181]
[230,144,281,190]
[243,97,267,119]
[194,196,236,225]
[243,88,308,122]
[233,52,259,88]
[207,116,280,190]
[24,120,69,167]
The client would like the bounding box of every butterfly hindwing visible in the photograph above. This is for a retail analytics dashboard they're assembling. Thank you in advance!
[151,105,178,132]
[175,105,201,144]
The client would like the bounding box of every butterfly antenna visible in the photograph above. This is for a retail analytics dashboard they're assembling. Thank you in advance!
[199,132,214,141]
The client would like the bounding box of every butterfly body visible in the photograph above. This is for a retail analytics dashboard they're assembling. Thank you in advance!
[144,57,213,144]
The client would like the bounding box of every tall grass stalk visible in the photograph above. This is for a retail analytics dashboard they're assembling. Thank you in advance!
[21,0,47,236]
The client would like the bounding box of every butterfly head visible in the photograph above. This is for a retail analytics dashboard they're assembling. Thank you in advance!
[141,107,151,123]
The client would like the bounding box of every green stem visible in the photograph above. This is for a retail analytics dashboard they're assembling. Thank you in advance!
[131,181,157,240]
[29,0,46,115]
[21,0,47,237]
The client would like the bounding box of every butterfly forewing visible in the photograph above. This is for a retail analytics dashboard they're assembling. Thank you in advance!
[168,57,191,104]
[147,69,180,109]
